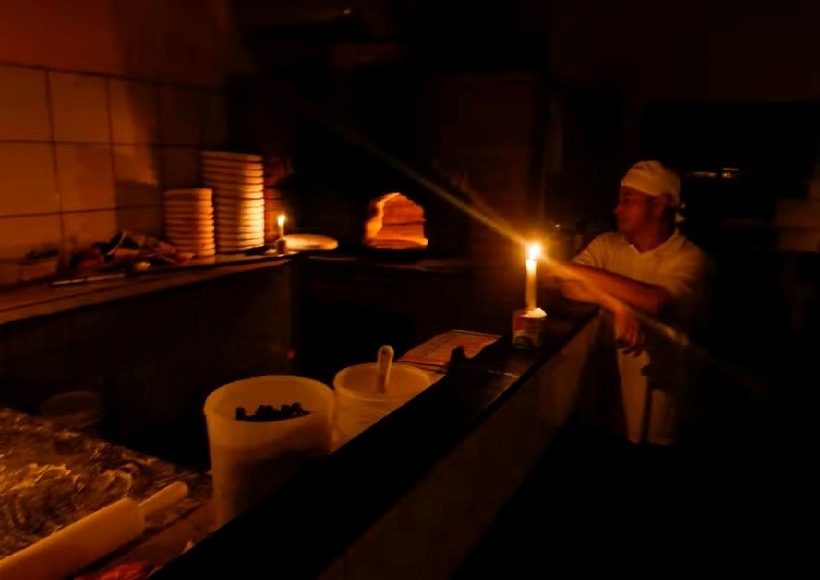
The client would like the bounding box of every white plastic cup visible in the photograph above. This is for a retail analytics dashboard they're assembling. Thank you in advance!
[203,375,333,527]
[333,363,433,446]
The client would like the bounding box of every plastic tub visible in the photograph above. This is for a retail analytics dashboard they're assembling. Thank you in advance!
[203,375,333,527]
[332,363,433,446]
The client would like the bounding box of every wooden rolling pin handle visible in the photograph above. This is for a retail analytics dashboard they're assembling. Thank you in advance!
[140,481,189,518]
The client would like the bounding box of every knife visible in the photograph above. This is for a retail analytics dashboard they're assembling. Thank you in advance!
[49,272,127,287]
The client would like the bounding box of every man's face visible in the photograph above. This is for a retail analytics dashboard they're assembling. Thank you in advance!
[614,186,660,237]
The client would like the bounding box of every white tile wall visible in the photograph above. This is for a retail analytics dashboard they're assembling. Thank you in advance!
[201,88,228,148]
[0,143,59,215]
[161,147,199,189]
[62,209,117,251]
[110,79,159,144]
[0,64,227,266]
[49,72,110,143]
[0,215,62,260]
[55,144,115,211]
[112,145,162,207]
[115,206,163,235]
[0,66,51,141]
[160,87,202,146]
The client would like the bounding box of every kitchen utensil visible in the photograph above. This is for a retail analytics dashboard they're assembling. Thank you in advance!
[0,482,188,580]
[376,345,394,394]
[49,272,127,287]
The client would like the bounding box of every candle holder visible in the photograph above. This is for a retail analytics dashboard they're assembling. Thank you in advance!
[512,308,547,350]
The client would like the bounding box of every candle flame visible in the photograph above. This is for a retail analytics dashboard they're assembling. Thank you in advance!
[277,214,286,228]
[526,243,541,261]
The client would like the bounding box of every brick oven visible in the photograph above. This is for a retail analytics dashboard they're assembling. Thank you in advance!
[230,67,554,334]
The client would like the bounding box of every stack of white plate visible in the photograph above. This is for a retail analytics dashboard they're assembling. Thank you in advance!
[163,188,215,257]
[200,150,265,253]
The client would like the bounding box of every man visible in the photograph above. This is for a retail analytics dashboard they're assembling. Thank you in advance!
[547,160,707,446]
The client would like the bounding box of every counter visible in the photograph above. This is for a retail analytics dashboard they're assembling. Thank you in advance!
[154,297,598,579]
[0,253,598,577]
[0,407,211,572]
[0,255,291,326]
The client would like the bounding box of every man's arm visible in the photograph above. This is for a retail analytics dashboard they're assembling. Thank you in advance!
[554,262,673,316]
[546,264,648,355]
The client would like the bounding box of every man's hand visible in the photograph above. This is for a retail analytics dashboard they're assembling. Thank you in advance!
[613,305,645,356]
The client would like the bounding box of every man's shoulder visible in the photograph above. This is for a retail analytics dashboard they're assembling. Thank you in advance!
[666,234,709,273]
[589,231,627,248]
[675,234,708,260]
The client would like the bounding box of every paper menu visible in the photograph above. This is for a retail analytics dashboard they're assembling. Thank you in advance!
[398,330,501,371]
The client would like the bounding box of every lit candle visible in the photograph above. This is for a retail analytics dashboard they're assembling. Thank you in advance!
[277,214,286,238]
[525,242,541,312]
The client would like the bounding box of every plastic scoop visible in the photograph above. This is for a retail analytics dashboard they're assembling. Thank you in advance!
[376,345,394,394]
[0,482,189,580]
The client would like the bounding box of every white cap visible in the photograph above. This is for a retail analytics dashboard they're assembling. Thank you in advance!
[621,160,685,222]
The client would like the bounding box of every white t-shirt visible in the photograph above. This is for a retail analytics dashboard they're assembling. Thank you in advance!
[573,230,707,444]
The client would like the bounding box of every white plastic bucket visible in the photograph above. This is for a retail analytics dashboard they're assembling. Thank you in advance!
[333,363,433,446]
[203,375,333,527]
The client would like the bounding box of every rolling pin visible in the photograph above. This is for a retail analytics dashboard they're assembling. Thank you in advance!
[0,481,188,580]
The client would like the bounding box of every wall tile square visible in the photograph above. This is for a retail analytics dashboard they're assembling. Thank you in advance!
[55,144,115,211]
[0,214,62,260]
[115,206,162,235]
[0,143,59,216]
[110,79,159,144]
[49,72,110,143]
[161,147,199,189]
[160,87,201,146]
[113,145,161,206]
[0,65,51,141]
[201,88,228,148]
[62,210,117,253]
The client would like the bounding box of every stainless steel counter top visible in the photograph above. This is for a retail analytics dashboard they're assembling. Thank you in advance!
[0,407,210,560]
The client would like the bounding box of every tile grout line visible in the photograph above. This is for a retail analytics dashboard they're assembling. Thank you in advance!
[0,204,165,221]
[0,60,222,92]
[156,85,167,237]
[105,76,119,236]
[43,69,67,264]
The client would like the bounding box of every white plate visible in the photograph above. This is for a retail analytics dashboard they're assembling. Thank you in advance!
[214,189,265,200]
[213,197,265,208]
[164,208,214,216]
[168,232,215,240]
[215,218,264,227]
[201,156,264,168]
[215,226,264,235]
[164,201,213,208]
[202,174,264,187]
[200,150,263,163]
[201,167,264,180]
[365,238,428,250]
[214,210,264,218]
[201,165,261,174]
[164,187,212,198]
[164,218,214,226]
[204,181,264,193]
[281,234,339,251]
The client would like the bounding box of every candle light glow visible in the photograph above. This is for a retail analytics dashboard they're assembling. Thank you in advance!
[277,214,286,238]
